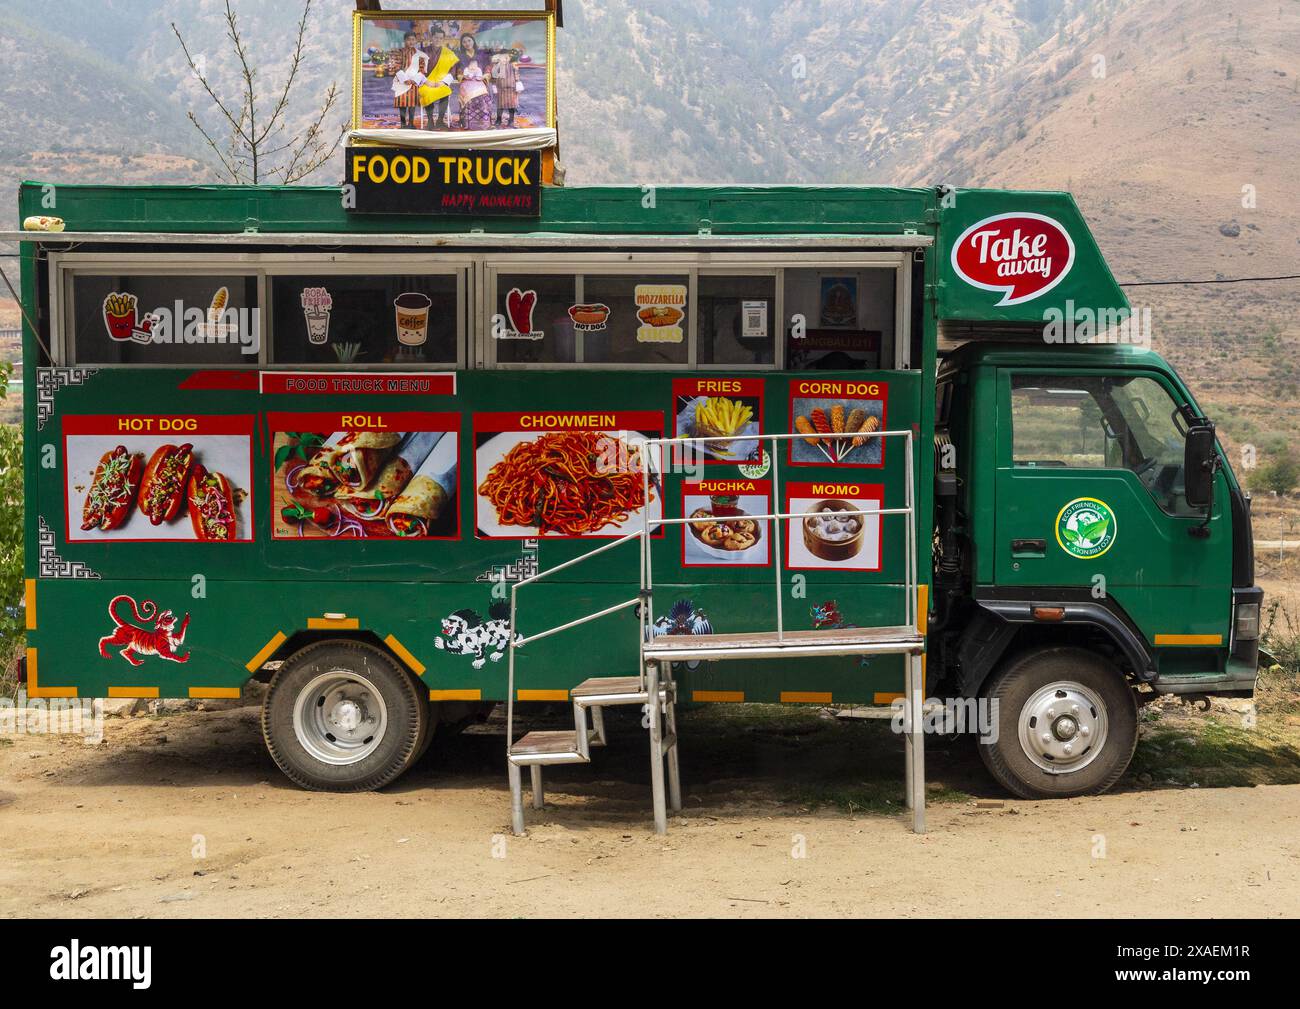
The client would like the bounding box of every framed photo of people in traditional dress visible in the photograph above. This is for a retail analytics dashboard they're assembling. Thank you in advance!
[353,10,556,132]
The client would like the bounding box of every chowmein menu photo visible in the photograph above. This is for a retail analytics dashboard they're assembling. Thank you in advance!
[473,411,663,539]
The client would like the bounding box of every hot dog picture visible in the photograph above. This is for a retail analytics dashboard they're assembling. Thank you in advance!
[66,417,252,542]
[81,446,143,531]
[187,464,237,541]
[139,443,195,525]
[567,303,610,328]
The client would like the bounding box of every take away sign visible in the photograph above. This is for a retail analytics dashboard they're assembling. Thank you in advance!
[950,212,1075,306]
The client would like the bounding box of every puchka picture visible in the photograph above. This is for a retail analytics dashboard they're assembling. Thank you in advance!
[353,10,555,132]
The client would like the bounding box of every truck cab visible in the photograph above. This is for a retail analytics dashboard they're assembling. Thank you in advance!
[932,342,1261,797]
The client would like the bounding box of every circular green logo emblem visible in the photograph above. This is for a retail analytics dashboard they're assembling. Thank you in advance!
[1055,497,1117,559]
[738,449,771,479]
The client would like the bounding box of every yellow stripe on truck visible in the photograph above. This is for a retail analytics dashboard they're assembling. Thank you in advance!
[1154,633,1223,646]
[246,632,288,672]
[384,634,426,676]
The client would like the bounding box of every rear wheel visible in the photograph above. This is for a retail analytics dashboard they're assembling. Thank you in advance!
[979,646,1138,799]
[262,639,427,791]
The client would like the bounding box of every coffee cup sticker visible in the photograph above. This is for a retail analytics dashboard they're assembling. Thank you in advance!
[395,292,432,347]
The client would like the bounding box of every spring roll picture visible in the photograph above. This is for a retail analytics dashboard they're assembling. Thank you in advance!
[296,434,347,498]
[329,431,403,489]
[387,434,457,538]
[335,456,414,520]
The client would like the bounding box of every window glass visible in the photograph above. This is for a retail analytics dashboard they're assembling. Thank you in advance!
[582,274,689,366]
[494,274,576,364]
[72,274,259,365]
[697,274,775,365]
[271,274,458,366]
[1011,374,1198,516]
[784,268,894,370]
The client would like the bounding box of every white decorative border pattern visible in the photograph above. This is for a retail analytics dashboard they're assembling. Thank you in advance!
[37,516,100,580]
[36,367,98,432]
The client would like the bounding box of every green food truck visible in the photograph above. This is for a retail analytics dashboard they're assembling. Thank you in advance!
[11,179,1260,834]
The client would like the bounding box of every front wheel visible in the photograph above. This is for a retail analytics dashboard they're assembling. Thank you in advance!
[262,639,427,791]
[979,646,1138,799]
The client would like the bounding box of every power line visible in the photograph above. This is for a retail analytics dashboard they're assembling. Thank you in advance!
[1120,274,1300,287]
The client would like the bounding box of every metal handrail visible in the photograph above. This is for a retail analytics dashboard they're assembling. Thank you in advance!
[506,528,647,752]
[640,429,918,648]
[506,427,921,752]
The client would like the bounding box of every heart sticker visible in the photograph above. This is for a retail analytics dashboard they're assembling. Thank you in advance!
[506,287,538,336]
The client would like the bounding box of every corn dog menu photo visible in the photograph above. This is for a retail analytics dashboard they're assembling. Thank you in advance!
[269,412,460,540]
[62,415,254,542]
[789,379,887,467]
[474,411,663,538]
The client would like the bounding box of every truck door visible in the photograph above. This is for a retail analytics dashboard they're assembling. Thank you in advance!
[993,369,1233,643]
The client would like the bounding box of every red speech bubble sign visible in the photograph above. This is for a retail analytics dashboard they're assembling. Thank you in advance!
[950,212,1076,306]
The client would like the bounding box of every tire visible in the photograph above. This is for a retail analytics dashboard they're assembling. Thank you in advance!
[409,699,440,767]
[262,639,427,792]
[979,646,1138,800]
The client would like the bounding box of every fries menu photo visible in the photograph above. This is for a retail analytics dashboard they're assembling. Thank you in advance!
[63,415,254,542]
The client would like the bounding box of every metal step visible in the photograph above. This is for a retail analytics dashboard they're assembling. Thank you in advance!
[643,625,924,662]
[570,676,651,705]
[508,730,587,766]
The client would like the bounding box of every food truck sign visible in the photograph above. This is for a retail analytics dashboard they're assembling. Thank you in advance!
[950,212,1075,306]
[346,147,541,216]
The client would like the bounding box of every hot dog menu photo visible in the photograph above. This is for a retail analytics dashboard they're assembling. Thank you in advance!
[270,412,460,540]
[63,415,254,542]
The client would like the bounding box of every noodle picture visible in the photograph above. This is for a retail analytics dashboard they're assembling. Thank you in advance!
[476,429,660,537]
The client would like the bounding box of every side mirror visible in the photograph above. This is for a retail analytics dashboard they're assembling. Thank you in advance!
[1184,424,1217,510]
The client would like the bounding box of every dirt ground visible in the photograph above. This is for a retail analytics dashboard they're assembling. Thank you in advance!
[1,694,1298,919]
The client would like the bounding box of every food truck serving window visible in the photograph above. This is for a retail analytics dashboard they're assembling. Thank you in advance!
[582,274,690,366]
[697,274,776,366]
[69,273,260,365]
[784,268,895,370]
[270,274,459,366]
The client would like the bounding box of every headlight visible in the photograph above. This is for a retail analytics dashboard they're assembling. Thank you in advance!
[1234,602,1260,641]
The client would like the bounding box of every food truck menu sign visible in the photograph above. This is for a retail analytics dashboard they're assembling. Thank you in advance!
[347,147,541,216]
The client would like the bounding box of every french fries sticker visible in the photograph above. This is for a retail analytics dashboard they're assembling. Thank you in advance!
[102,292,155,345]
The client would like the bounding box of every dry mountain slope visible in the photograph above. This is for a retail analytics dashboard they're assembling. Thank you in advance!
[903,0,1300,453]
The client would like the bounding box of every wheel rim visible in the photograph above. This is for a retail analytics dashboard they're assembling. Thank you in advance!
[1017,680,1108,774]
[293,669,389,766]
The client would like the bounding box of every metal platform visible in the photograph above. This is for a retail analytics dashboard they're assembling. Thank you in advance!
[644,626,924,662]
[505,429,927,836]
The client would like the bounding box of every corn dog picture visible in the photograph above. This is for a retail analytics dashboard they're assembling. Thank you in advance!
[789,380,887,467]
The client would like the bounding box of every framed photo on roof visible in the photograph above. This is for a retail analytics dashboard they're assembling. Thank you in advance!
[352,9,556,133]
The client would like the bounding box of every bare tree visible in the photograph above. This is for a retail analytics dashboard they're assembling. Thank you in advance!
[172,0,346,184]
